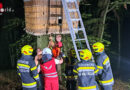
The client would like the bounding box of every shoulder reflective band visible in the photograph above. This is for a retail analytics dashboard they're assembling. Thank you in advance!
[103,57,109,65]
[73,69,78,73]
[97,65,103,69]
[65,76,67,78]
[18,63,30,68]
[99,78,114,84]
[22,82,36,86]
[31,66,37,71]
[17,66,19,69]
[65,76,73,79]
[94,69,99,74]
[77,67,95,71]
[74,75,78,78]
[34,74,39,80]
[18,73,21,76]
[78,85,96,90]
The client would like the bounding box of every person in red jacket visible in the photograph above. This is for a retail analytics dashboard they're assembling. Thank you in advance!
[40,47,63,90]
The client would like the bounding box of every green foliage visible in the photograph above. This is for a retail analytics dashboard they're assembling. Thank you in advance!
[88,35,111,47]
[9,34,37,61]
[2,17,37,68]
[2,18,24,31]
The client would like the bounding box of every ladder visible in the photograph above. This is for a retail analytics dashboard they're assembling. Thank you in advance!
[61,0,93,61]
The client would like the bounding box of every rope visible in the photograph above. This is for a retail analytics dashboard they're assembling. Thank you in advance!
[46,0,51,34]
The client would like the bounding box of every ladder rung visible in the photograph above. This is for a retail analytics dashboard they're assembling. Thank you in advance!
[77,49,83,51]
[75,38,86,41]
[51,5,62,8]
[73,28,83,31]
[68,9,78,12]
[51,14,62,17]
[66,1,75,3]
[71,18,80,21]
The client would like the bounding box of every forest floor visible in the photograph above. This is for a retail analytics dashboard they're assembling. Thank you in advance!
[0,70,130,90]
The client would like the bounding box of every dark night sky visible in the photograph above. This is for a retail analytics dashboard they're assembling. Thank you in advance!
[121,16,130,58]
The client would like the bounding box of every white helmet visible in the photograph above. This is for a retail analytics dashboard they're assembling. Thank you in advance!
[42,47,52,55]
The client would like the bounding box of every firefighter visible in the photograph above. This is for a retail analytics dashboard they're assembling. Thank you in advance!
[65,49,77,90]
[40,47,63,90]
[17,45,40,90]
[73,49,99,90]
[92,42,114,90]
[51,35,64,83]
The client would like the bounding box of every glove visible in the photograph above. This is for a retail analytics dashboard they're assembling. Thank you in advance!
[37,80,41,88]
[59,52,66,58]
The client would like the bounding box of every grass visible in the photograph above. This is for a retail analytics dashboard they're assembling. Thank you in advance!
[0,70,130,90]
[0,70,22,90]
[113,79,130,90]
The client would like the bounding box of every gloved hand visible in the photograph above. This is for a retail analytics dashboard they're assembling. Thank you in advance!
[37,80,41,88]
[59,52,66,58]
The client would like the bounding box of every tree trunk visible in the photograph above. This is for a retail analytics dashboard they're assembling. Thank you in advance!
[113,9,121,77]
[97,0,110,41]
[37,35,49,49]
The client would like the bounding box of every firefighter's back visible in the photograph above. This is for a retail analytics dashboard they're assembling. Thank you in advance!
[77,60,97,88]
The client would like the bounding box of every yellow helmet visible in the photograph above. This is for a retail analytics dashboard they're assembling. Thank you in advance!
[70,49,77,58]
[92,42,104,53]
[71,49,76,55]
[21,45,33,55]
[80,49,92,60]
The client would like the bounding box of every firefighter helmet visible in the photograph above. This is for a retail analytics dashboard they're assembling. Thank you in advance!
[70,49,76,55]
[80,49,92,60]
[21,45,33,55]
[92,42,104,53]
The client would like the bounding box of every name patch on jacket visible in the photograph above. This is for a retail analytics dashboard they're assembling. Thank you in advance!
[17,60,30,72]
[18,60,29,64]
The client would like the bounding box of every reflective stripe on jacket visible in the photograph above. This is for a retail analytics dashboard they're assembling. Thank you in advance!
[17,55,39,88]
[95,51,114,86]
[40,57,58,79]
[73,60,99,90]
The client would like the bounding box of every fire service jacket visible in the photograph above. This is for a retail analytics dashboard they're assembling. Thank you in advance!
[73,60,99,90]
[17,55,39,88]
[95,51,114,86]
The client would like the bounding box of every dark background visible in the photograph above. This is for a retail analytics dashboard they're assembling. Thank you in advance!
[0,0,130,82]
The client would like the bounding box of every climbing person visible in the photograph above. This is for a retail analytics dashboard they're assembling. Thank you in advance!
[48,34,55,49]
[40,47,63,90]
[52,35,63,58]
[73,49,99,90]
[34,48,43,90]
[17,45,40,90]
[65,49,77,90]
[92,42,114,90]
[49,34,65,84]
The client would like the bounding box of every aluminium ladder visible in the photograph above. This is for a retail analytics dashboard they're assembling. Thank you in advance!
[61,0,93,61]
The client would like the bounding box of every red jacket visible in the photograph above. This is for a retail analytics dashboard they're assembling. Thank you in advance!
[40,58,58,80]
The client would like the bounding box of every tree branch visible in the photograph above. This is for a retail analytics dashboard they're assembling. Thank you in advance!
[107,1,130,13]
